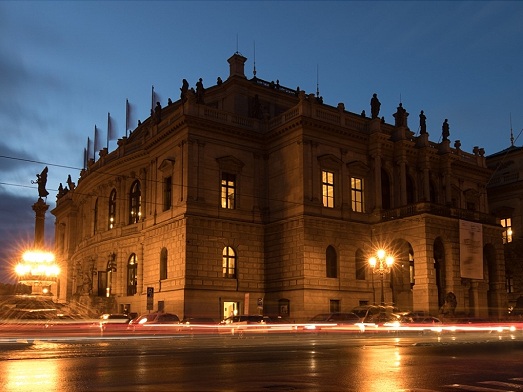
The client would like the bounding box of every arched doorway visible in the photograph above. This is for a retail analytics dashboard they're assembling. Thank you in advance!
[390,239,414,311]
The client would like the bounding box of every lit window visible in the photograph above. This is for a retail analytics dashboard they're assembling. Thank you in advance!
[129,180,141,224]
[108,189,116,230]
[351,177,364,212]
[322,170,334,208]
[221,173,236,209]
[222,247,236,278]
[501,218,513,244]
[127,254,137,296]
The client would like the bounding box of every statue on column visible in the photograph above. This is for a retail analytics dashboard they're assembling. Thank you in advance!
[35,166,49,199]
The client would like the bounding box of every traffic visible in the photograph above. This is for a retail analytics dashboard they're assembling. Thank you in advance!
[1,304,522,341]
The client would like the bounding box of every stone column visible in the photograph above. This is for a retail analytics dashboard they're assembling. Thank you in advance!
[32,198,49,248]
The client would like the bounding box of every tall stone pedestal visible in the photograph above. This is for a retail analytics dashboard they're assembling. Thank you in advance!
[32,198,49,248]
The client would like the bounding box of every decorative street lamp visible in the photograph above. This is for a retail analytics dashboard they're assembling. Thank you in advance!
[15,250,60,295]
[368,249,394,305]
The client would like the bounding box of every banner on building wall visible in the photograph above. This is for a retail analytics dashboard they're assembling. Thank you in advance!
[244,293,250,314]
[459,219,483,279]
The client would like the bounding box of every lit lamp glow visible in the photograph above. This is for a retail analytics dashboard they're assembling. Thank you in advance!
[15,250,60,287]
[369,249,394,305]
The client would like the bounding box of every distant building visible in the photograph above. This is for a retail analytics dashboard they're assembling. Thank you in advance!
[487,145,523,312]
[52,53,506,321]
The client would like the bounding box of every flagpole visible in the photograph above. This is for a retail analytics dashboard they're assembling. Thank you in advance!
[85,137,90,169]
[107,112,110,150]
[93,125,97,161]
[126,99,129,138]
[151,85,154,114]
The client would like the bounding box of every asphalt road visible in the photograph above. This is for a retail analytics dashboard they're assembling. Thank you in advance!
[2,332,523,391]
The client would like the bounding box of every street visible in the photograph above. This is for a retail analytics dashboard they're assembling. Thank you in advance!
[2,331,523,391]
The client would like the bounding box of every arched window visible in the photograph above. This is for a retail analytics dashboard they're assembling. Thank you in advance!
[355,249,366,280]
[160,247,168,280]
[129,180,141,224]
[127,253,138,296]
[326,245,337,278]
[222,247,236,278]
[108,189,116,230]
[93,198,98,234]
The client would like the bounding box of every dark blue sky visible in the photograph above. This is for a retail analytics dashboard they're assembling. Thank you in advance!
[1,1,522,282]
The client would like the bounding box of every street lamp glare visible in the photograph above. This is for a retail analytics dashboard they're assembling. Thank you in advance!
[386,256,394,267]
[368,248,394,306]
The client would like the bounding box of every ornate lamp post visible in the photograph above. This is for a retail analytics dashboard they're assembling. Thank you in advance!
[368,249,394,305]
[15,250,60,295]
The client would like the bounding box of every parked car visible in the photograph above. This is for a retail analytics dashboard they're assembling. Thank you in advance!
[179,317,218,333]
[220,314,268,325]
[128,312,180,332]
[99,313,133,331]
[305,312,361,331]
[180,317,217,325]
[351,305,401,323]
[218,314,276,335]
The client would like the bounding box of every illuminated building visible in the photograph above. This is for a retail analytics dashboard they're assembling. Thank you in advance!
[487,144,523,311]
[51,53,506,321]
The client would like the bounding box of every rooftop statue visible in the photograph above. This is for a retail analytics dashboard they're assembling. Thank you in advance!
[419,110,427,134]
[180,79,189,103]
[196,78,205,104]
[370,93,381,119]
[442,119,450,141]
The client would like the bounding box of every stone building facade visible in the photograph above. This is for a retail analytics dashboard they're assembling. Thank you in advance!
[52,53,506,321]
[487,144,523,311]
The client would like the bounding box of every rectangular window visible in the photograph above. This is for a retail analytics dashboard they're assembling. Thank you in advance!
[501,218,513,244]
[329,299,340,313]
[221,173,236,209]
[351,177,364,212]
[163,176,172,211]
[322,170,334,208]
[506,273,514,293]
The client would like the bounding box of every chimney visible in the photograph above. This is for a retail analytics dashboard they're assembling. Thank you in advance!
[228,53,247,79]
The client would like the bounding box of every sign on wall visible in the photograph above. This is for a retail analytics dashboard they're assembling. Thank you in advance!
[147,287,154,310]
[459,219,483,279]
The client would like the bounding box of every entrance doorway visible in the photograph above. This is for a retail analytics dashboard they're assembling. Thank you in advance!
[223,301,240,320]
